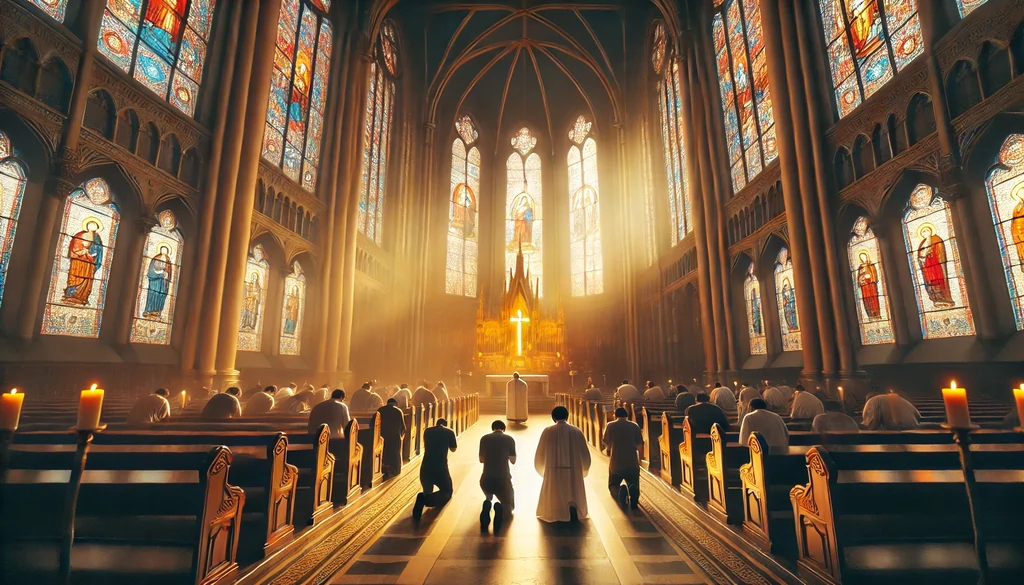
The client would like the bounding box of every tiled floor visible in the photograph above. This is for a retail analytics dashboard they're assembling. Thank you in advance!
[327,415,711,585]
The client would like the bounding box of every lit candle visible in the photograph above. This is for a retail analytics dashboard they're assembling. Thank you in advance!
[1,388,24,431]
[77,384,104,430]
[942,380,972,429]
[1013,384,1024,428]
[837,385,845,405]
[181,390,187,410]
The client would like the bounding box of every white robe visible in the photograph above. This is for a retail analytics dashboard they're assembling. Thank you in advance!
[535,421,591,522]
[710,386,737,410]
[790,392,825,420]
[506,378,529,422]
[861,394,921,430]
[737,386,762,419]
[763,387,788,412]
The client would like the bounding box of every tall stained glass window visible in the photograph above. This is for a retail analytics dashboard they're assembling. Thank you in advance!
[985,134,1024,330]
[567,115,603,296]
[817,0,924,118]
[744,263,767,355]
[237,243,269,351]
[29,0,69,22]
[97,0,218,117]
[774,248,801,351]
[0,131,27,308]
[652,22,690,243]
[357,20,399,246]
[848,216,894,345]
[903,184,975,339]
[41,178,120,338]
[956,0,989,18]
[262,0,333,192]
[279,260,306,355]
[130,210,183,344]
[640,117,657,266]
[506,127,543,295]
[445,115,480,297]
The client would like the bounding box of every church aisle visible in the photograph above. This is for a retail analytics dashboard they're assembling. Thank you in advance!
[327,415,711,585]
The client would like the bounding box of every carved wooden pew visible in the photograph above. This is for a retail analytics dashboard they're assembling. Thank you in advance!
[640,406,683,471]
[658,413,686,486]
[329,419,363,506]
[704,423,752,526]
[288,424,335,527]
[358,412,385,489]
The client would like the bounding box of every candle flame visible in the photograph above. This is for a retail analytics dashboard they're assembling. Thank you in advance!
[9,388,16,394]
[1019,383,1023,392]
[90,383,97,391]
[951,380,957,391]
[181,390,186,394]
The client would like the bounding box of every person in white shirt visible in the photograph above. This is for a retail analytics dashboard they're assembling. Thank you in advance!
[314,384,331,405]
[127,388,171,425]
[737,385,761,419]
[308,389,351,438]
[583,384,603,402]
[244,385,276,416]
[812,400,860,433]
[777,385,795,404]
[790,385,825,420]
[861,391,921,430]
[643,383,666,402]
[392,384,413,409]
[615,380,641,402]
[432,382,450,403]
[202,387,243,419]
[277,384,296,400]
[739,399,790,448]
[762,386,788,413]
[709,382,737,411]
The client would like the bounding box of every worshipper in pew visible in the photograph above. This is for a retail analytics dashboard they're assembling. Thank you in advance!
[350,382,381,411]
[674,388,696,412]
[278,383,296,399]
[378,398,407,479]
[615,379,641,402]
[201,387,243,419]
[314,383,330,405]
[762,385,788,413]
[644,382,666,402]
[685,393,729,435]
[710,382,737,411]
[583,384,604,402]
[603,407,643,509]
[739,398,789,447]
[412,384,437,408]
[244,385,276,416]
[737,384,762,420]
[535,406,591,523]
[276,387,316,413]
[812,400,860,433]
[861,391,921,430]
[308,389,351,438]
[506,372,529,423]
[432,381,450,403]
[413,418,458,520]
[479,419,517,532]
[789,385,825,420]
[126,387,172,424]
[776,385,794,404]
[393,384,412,408]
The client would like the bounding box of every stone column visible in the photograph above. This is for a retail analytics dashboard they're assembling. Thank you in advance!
[615,121,642,381]
[212,0,283,386]
[117,215,159,342]
[17,0,105,341]
[874,220,914,347]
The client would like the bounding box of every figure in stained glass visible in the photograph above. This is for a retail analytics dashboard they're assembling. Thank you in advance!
[283,286,300,335]
[781,278,798,331]
[30,0,69,22]
[744,263,766,355]
[750,287,762,334]
[63,219,105,306]
[355,23,397,244]
[0,131,27,309]
[279,261,305,354]
[856,251,881,319]
[1011,188,1024,271]
[916,224,953,307]
[241,272,262,331]
[131,210,182,345]
[451,184,476,238]
[143,244,172,316]
[847,0,884,58]
[446,116,480,297]
[986,135,1024,329]
[510,193,535,249]
[774,248,801,351]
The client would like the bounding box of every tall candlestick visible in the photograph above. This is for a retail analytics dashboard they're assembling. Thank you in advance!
[1,389,24,431]
[77,384,104,430]
[1013,384,1024,428]
[942,381,972,429]
[181,390,187,411]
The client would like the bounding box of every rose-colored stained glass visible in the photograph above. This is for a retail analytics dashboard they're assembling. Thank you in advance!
[446,117,480,297]
[567,118,603,296]
[506,133,544,296]
[848,216,894,345]
[986,134,1024,330]
[0,131,26,308]
[774,248,801,351]
[356,24,397,246]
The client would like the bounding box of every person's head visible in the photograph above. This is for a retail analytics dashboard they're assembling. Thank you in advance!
[795,384,805,392]
[749,398,768,411]
[361,382,371,390]
[400,383,408,389]
[676,385,686,394]
[614,407,628,419]
[715,381,723,388]
[226,387,240,397]
[436,418,448,428]
[645,380,652,388]
[264,385,277,394]
[696,392,710,403]
[332,389,345,400]
[823,400,844,413]
[154,388,169,397]
[491,420,506,432]
[513,372,520,380]
[551,406,569,422]
[621,379,629,386]
[387,398,397,406]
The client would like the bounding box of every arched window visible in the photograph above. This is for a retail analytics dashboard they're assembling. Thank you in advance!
[97,0,218,117]
[41,178,120,337]
[357,20,399,245]
[0,131,27,307]
[445,115,480,297]
[279,260,306,355]
[902,184,975,338]
[28,0,69,22]
[744,263,767,355]
[652,22,690,242]
[262,0,332,192]
[848,216,894,345]
[712,0,778,193]
[985,134,1024,330]
[956,0,989,18]
[130,210,183,344]
[237,243,269,351]
[639,115,657,265]
[774,248,801,351]
[817,0,924,118]
[506,127,543,295]
[567,115,603,296]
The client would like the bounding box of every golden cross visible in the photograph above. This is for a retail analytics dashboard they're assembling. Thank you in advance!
[509,309,530,356]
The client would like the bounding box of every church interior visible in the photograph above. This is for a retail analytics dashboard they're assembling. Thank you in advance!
[3,0,1024,583]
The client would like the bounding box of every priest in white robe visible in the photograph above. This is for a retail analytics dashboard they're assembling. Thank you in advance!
[506,372,529,423]
[535,406,591,522]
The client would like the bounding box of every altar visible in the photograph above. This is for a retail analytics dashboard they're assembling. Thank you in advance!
[485,374,549,397]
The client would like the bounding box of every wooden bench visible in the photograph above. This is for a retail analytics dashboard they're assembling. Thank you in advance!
[359,412,384,489]
[658,413,686,486]
[705,423,751,525]
[329,419,363,506]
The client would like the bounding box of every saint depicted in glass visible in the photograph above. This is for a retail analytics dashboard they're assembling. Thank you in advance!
[506,127,543,295]
[445,115,480,297]
[130,210,183,344]
[0,131,27,309]
[567,115,603,296]
[97,0,219,116]
[744,263,767,355]
[29,0,69,22]
[237,243,269,351]
[903,184,975,338]
[652,22,691,243]
[986,134,1024,330]
[357,20,399,245]
[848,216,894,344]
[42,179,120,338]
[774,248,801,351]
[279,260,305,355]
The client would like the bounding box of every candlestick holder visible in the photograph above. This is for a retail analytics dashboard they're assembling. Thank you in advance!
[942,424,989,585]
[59,424,105,585]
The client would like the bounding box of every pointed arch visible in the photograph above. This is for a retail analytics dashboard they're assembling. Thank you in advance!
[743,261,767,355]
[445,115,480,297]
[237,243,269,351]
[567,115,603,296]
[130,210,183,344]
[279,260,306,355]
[774,248,801,351]
[848,216,895,344]
[653,22,690,241]
[0,130,27,307]
[506,127,543,295]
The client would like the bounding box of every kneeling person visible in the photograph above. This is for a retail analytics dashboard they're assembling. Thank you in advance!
[413,418,457,520]
[603,407,643,509]
[479,420,517,531]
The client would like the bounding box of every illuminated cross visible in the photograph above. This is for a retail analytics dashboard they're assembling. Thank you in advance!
[510,309,530,356]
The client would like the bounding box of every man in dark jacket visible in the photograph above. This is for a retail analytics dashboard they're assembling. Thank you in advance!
[413,418,457,520]
[684,393,729,435]
[377,398,407,479]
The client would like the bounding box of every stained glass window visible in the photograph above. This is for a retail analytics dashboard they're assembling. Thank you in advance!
[656,56,691,243]
[848,216,894,344]
[29,0,69,22]
[237,243,269,351]
[129,210,182,344]
[0,131,26,309]
[817,0,924,119]
[956,0,988,18]
[41,178,120,338]
[356,20,398,246]
[744,263,767,355]
[279,260,306,355]
[506,127,543,296]
[261,0,333,192]
[567,116,603,296]
[640,117,657,266]
[712,0,778,193]
[774,248,801,351]
[902,184,975,339]
[651,21,667,74]
[97,0,218,117]
[445,115,480,297]
[985,134,1024,330]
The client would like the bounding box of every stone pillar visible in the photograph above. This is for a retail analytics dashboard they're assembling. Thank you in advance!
[874,220,914,347]
[406,120,435,379]
[117,215,159,343]
[212,0,284,385]
[17,0,105,341]
[615,122,642,381]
